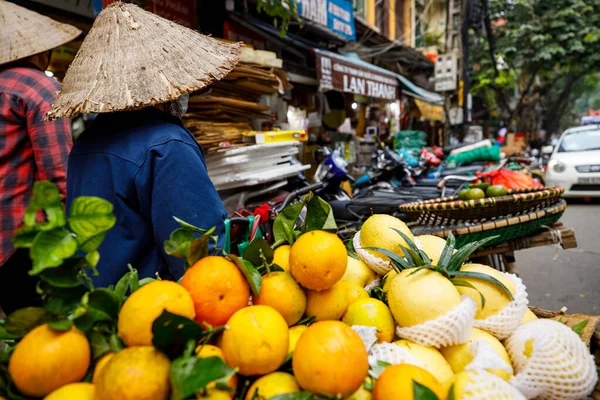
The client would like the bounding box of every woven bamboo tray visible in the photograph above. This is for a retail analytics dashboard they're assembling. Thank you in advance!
[532,307,600,399]
[412,200,567,248]
[400,187,564,225]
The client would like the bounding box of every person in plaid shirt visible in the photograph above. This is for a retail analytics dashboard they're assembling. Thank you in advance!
[0,1,80,314]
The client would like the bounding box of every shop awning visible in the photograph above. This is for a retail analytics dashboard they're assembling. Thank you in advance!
[397,75,444,104]
[314,49,443,104]
[415,99,444,121]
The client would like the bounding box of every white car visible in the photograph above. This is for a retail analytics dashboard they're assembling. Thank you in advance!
[545,125,600,197]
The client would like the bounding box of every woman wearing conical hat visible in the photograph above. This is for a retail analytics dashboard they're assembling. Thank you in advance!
[47,2,241,287]
[0,0,81,314]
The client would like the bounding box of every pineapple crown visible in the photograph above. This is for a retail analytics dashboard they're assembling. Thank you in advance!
[369,229,513,308]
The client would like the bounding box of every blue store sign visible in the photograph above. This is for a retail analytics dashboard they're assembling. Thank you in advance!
[296,0,356,41]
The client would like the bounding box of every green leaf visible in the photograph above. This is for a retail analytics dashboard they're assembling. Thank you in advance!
[113,268,137,305]
[296,316,316,326]
[305,196,338,233]
[23,181,65,231]
[413,380,440,400]
[345,237,358,259]
[47,319,73,331]
[29,228,78,275]
[152,310,205,359]
[365,247,411,271]
[11,225,38,248]
[38,258,85,288]
[68,196,116,252]
[3,307,52,337]
[437,233,455,269]
[228,254,262,298]
[88,330,111,360]
[449,270,514,301]
[390,228,427,265]
[445,236,499,272]
[273,202,304,245]
[369,360,391,379]
[244,238,274,266]
[173,217,210,235]
[572,319,589,336]
[85,250,100,268]
[0,323,21,340]
[164,228,195,259]
[448,385,456,400]
[43,285,88,315]
[170,356,236,400]
[187,230,215,267]
[452,279,486,309]
[87,289,120,319]
[269,263,285,272]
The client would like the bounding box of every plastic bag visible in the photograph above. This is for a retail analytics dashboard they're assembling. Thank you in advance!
[476,169,543,190]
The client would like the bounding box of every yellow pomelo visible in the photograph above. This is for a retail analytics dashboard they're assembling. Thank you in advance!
[451,369,524,399]
[346,382,372,400]
[520,308,538,325]
[288,325,308,356]
[92,352,115,384]
[341,256,376,287]
[273,245,291,272]
[305,282,349,321]
[342,298,395,343]
[95,346,170,400]
[44,383,94,400]
[340,281,370,306]
[394,340,454,392]
[456,264,516,320]
[416,235,449,266]
[388,268,461,327]
[440,328,512,375]
[359,215,414,260]
[118,280,195,346]
[221,305,289,376]
[197,389,233,399]
[373,364,446,400]
[245,372,300,400]
[382,270,397,295]
[252,271,307,326]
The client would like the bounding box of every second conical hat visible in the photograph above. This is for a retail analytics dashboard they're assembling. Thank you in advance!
[47,2,240,120]
[0,0,81,65]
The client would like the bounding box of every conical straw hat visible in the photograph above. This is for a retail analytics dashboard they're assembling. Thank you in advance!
[47,2,241,120]
[0,0,81,66]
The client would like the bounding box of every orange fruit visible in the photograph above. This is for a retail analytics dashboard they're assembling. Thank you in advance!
[272,245,291,272]
[287,325,308,356]
[9,324,90,397]
[293,321,368,397]
[118,280,195,346]
[181,256,250,327]
[305,282,349,321]
[92,352,115,384]
[95,346,170,400]
[373,364,446,400]
[252,271,307,326]
[44,382,94,400]
[290,230,347,291]
[342,298,395,343]
[341,281,370,306]
[245,372,300,400]
[196,345,237,398]
[221,305,289,376]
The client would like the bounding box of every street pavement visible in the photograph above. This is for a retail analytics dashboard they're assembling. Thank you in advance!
[516,200,600,315]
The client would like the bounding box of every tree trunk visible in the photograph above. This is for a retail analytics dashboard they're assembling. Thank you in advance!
[542,74,580,137]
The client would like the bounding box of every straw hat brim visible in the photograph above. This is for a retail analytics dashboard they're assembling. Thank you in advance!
[46,2,241,120]
[0,0,81,66]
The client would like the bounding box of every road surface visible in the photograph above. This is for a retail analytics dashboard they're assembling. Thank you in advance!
[515,200,600,315]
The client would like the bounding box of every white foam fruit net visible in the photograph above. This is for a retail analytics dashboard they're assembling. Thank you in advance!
[505,319,598,400]
[458,369,527,400]
[351,325,378,352]
[465,340,513,376]
[353,231,393,276]
[367,342,421,378]
[396,295,477,348]
[473,273,529,340]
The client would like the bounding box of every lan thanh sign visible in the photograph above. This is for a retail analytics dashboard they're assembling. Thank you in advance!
[315,49,399,101]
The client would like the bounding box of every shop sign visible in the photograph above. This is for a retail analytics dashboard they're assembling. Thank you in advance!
[415,99,444,121]
[29,0,95,18]
[316,51,399,101]
[97,0,196,28]
[296,0,356,40]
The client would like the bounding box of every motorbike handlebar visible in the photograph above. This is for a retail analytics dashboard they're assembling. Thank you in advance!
[275,182,325,213]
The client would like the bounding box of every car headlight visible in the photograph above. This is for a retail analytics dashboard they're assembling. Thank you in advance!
[548,159,566,173]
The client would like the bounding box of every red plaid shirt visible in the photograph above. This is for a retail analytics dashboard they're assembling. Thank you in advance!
[0,67,72,266]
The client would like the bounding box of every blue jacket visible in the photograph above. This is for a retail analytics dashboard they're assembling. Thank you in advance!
[66,108,226,287]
